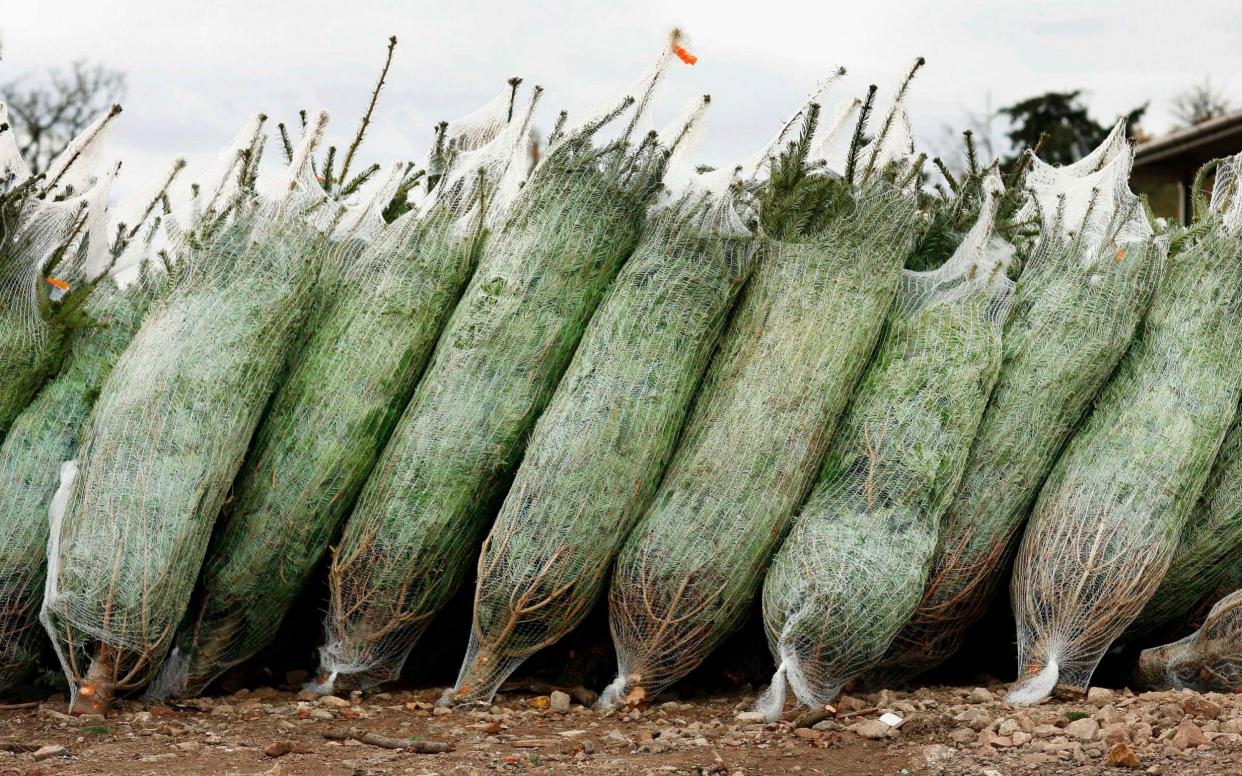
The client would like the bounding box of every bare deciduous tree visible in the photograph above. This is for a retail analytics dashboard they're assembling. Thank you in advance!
[1,54,126,175]
[1172,77,1231,128]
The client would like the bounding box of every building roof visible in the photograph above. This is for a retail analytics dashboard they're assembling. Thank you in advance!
[1134,111,1242,176]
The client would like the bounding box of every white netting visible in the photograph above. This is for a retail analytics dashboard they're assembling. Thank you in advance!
[445,140,757,707]
[412,78,525,203]
[870,129,1168,686]
[1,105,121,437]
[154,88,541,699]
[1138,588,1242,692]
[757,175,1013,719]
[1006,152,1242,704]
[0,158,179,692]
[315,34,694,693]
[1135,408,1242,634]
[602,72,926,706]
[40,115,342,711]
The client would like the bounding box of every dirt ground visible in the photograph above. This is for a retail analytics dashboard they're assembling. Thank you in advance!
[2,677,1242,776]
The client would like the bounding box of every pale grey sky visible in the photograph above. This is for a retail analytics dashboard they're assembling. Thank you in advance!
[3,0,1239,197]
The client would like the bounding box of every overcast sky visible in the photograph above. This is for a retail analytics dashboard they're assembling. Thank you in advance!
[3,0,1240,197]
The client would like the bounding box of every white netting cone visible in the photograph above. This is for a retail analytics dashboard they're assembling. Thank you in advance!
[604,64,927,706]
[1006,152,1242,704]
[316,32,696,693]
[870,131,1168,687]
[154,87,542,699]
[757,174,1013,719]
[40,114,345,711]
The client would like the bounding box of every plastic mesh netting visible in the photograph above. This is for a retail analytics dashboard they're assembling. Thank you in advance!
[1134,410,1242,635]
[1139,588,1242,692]
[1006,151,1242,704]
[154,88,540,699]
[869,130,1167,686]
[445,162,757,706]
[756,174,1013,719]
[315,37,692,692]
[0,105,120,438]
[40,115,338,710]
[601,76,925,707]
[0,243,170,692]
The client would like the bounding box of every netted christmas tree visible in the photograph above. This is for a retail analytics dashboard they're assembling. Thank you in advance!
[0,105,121,439]
[41,115,341,711]
[1006,151,1242,704]
[315,33,697,692]
[602,62,927,708]
[757,172,1013,719]
[154,86,540,699]
[869,125,1167,686]
[444,116,761,706]
[0,163,181,693]
[1138,589,1242,692]
[1132,408,1242,635]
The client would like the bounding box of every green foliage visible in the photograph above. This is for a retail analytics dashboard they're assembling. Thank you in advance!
[758,105,853,241]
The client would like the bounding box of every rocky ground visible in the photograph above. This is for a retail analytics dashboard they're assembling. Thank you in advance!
[1,677,1241,775]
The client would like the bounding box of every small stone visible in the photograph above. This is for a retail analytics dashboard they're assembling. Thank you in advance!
[793,728,820,741]
[549,691,571,714]
[949,728,976,744]
[1011,731,1032,746]
[1087,687,1116,705]
[851,719,892,740]
[318,695,350,708]
[1105,742,1140,769]
[921,743,957,765]
[1179,694,1222,720]
[32,745,67,761]
[309,709,334,720]
[969,687,995,703]
[432,705,453,716]
[734,711,766,723]
[957,707,992,731]
[1033,724,1061,739]
[139,753,177,763]
[1101,722,1130,744]
[1158,702,1185,721]
[529,695,551,711]
[1064,717,1100,741]
[1170,718,1208,750]
[1220,718,1242,735]
[265,741,294,758]
[1097,704,1124,725]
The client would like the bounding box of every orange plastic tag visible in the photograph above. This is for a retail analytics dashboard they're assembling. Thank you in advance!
[673,44,697,65]
[47,277,69,291]
[1114,247,1126,262]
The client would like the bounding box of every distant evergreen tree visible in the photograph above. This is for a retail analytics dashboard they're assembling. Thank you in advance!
[998,90,1146,169]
